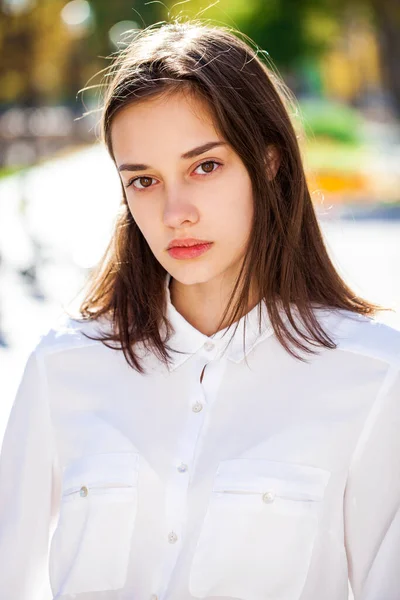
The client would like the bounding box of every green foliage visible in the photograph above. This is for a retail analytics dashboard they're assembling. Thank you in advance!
[299,98,364,144]
[305,139,367,172]
[170,0,336,69]
[0,165,25,179]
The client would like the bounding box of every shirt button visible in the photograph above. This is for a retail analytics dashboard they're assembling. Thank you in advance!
[262,491,275,504]
[192,402,203,413]
[79,486,88,497]
[168,531,178,544]
[177,462,188,473]
[204,341,215,351]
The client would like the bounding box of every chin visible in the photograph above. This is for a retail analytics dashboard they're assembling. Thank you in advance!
[167,262,218,286]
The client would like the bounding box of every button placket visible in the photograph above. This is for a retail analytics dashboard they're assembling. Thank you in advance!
[152,380,207,598]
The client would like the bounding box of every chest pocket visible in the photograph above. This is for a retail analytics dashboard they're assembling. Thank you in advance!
[189,458,330,600]
[49,451,139,596]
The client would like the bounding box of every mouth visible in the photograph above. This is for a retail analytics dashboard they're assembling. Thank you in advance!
[166,241,213,260]
[167,239,212,250]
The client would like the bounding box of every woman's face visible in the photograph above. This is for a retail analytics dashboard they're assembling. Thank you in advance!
[111,90,254,288]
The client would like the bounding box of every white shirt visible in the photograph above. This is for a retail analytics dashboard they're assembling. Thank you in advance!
[1,272,400,600]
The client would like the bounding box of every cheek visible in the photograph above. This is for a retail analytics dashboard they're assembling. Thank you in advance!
[240,179,254,223]
[127,196,151,223]
[126,199,157,241]
[227,178,254,223]
[227,181,254,243]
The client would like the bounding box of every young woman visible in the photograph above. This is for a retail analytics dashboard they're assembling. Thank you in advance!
[0,19,399,600]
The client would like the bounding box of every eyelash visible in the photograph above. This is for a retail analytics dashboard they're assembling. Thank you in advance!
[125,159,223,191]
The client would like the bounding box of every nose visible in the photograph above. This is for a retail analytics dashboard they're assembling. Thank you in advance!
[162,185,199,228]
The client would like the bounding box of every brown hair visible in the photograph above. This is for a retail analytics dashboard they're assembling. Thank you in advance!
[76,18,382,373]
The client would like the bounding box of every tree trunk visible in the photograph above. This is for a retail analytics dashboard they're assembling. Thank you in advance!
[370,0,400,117]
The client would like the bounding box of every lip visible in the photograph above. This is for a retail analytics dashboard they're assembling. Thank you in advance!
[167,238,212,249]
[167,242,213,260]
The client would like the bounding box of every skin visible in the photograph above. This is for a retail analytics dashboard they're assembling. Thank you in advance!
[111,90,278,336]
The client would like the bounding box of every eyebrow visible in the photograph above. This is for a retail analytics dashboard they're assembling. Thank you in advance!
[118,141,227,172]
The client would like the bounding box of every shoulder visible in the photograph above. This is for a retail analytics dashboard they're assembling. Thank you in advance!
[33,312,113,357]
[313,307,400,369]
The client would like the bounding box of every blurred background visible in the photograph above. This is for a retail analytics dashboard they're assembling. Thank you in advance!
[0,0,399,441]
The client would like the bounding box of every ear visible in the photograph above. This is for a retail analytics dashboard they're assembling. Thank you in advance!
[265,145,281,181]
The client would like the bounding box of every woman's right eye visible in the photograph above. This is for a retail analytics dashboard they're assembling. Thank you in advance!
[127,176,157,190]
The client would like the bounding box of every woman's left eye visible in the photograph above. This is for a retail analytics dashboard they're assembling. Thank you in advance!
[193,160,222,175]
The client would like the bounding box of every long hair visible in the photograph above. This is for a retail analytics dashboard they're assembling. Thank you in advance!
[75,19,382,373]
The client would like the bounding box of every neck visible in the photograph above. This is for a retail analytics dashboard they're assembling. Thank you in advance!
[169,274,260,337]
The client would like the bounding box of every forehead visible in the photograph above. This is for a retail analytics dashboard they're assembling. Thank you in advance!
[110,91,221,162]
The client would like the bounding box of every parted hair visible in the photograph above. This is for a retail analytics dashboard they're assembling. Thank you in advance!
[76,19,381,373]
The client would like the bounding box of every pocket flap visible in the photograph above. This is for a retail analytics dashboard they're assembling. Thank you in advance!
[213,459,330,500]
[63,452,140,492]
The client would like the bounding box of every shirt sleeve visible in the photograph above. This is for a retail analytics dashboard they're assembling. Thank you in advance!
[0,349,61,600]
[344,364,400,599]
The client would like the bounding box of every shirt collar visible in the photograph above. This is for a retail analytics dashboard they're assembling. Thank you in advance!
[163,272,276,371]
